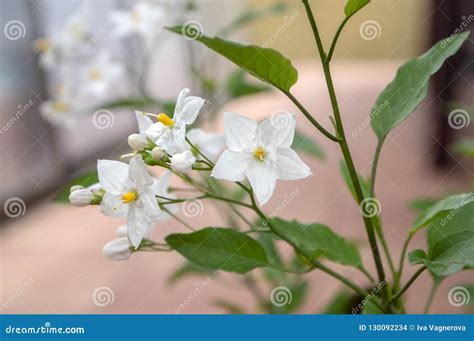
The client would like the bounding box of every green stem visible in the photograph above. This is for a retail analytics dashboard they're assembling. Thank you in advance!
[398,232,414,281]
[358,266,376,283]
[162,206,196,232]
[386,266,427,308]
[370,139,384,197]
[423,278,441,314]
[302,0,388,303]
[327,16,350,62]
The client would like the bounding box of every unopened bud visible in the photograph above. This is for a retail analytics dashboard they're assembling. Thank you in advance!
[128,134,150,151]
[151,147,166,161]
[69,189,94,207]
[102,237,132,261]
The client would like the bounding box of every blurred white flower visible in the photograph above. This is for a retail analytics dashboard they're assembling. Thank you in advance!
[212,112,312,206]
[109,1,165,42]
[82,52,125,96]
[146,88,205,154]
[97,155,161,248]
[186,128,225,162]
[152,171,177,218]
[151,146,166,161]
[170,150,196,173]
[102,237,133,261]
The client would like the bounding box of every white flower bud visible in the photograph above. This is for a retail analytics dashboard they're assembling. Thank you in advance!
[128,134,149,151]
[102,237,132,261]
[70,185,84,192]
[151,146,166,161]
[69,189,94,207]
[171,150,196,173]
[116,225,128,238]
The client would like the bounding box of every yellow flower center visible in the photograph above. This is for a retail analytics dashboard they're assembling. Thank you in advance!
[52,101,70,113]
[131,11,141,23]
[157,113,174,127]
[254,147,266,161]
[121,192,138,203]
[89,68,102,81]
[35,38,51,52]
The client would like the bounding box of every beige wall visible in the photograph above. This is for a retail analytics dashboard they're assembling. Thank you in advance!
[248,0,432,60]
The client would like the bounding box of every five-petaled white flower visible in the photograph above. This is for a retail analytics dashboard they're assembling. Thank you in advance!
[98,155,161,248]
[109,1,165,42]
[212,112,312,206]
[146,88,205,155]
[186,128,225,162]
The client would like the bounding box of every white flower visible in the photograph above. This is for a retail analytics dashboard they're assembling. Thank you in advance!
[186,128,225,162]
[109,1,165,42]
[39,83,84,126]
[212,112,312,206]
[97,155,161,248]
[102,237,132,261]
[171,150,196,173]
[82,52,125,96]
[146,88,205,154]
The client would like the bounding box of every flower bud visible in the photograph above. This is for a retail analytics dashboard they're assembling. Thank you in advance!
[69,188,94,207]
[171,150,196,173]
[151,147,166,161]
[116,225,128,238]
[128,134,150,151]
[102,237,132,261]
[70,185,84,192]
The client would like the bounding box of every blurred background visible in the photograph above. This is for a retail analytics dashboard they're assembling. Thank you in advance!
[0,0,473,314]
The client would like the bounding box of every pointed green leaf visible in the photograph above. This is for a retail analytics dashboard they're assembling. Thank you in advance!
[225,70,270,98]
[54,170,98,202]
[411,192,474,233]
[408,249,428,265]
[271,218,362,267]
[293,130,325,160]
[345,0,370,17]
[167,261,215,285]
[339,160,370,200]
[166,228,268,274]
[323,291,359,314]
[371,32,470,140]
[166,26,298,91]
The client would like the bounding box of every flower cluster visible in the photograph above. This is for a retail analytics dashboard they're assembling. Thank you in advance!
[69,87,311,260]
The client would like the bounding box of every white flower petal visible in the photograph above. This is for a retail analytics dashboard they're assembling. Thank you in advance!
[212,150,252,182]
[152,171,172,197]
[274,148,312,180]
[135,111,154,134]
[146,122,167,142]
[127,204,153,249]
[97,159,129,194]
[128,155,153,189]
[138,187,162,221]
[258,113,295,150]
[223,112,257,151]
[187,128,225,162]
[246,162,277,206]
[100,192,128,218]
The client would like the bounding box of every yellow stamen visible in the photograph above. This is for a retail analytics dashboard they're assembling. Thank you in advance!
[121,192,138,203]
[52,101,70,113]
[254,147,266,161]
[131,11,141,23]
[35,38,51,52]
[89,68,102,81]
[157,113,174,127]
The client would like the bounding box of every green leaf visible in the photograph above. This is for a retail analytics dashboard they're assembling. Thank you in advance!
[166,26,298,92]
[371,32,470,140]
[452,139,474,158]
[258,232,286,283]
[339,160,370,200]
[344,0,370,17]
[166,228,268,274]
[293,130,325,160]
[212,300,246,314]
[270,281,309,314]
[409,231,474,277]
[362,297,384,314]
[411,192,474,234]
[409,198,438,213]
[271,218,362,267]
[225,70,270,98]
[323,291,360,314]
[166,261,215,285]
[54,170,99,202]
